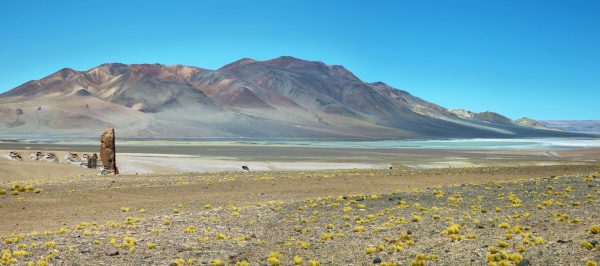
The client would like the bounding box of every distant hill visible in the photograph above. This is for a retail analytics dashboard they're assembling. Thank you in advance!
[541,120,600,134]
[0,56,591,139]
[513,117,550,129]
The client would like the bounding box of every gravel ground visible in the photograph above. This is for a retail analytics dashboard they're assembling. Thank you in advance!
[1,167,599,265]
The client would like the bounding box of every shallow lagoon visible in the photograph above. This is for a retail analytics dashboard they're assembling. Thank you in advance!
[243,138,600,150]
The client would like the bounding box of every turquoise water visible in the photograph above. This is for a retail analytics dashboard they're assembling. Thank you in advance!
[241,138,600,150]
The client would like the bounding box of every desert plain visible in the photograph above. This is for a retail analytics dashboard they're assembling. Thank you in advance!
[0,141,599,265]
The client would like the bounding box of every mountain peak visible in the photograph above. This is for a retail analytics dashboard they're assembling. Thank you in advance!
[98,62,128,68]
[370,81,388,87]
[264,56,315,67]
[219,58,257,71]
[90,63,130,76]
[50,68,79,79]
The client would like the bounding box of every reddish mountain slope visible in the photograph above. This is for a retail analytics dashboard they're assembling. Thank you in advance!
[0,56,588,139]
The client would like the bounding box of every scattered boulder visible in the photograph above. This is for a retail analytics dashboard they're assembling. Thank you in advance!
[79,246,91,254]
[228,252,240,263]
[100,125,118,174]
[8,151,22,161]
[15,108,23,116]
[388,196,402,201]
[29,152,58,163]
[37,106,42,111]
[44,153,58,163]
[29,152,42,160]
[64,153,82,164]
[242,165,250,171]
[518,259,531,266]
[104,248,119,256]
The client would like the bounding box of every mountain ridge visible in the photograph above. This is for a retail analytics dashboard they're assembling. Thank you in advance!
[0,56,592,139]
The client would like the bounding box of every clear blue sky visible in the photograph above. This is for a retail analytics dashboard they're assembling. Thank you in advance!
[1,0,598,120]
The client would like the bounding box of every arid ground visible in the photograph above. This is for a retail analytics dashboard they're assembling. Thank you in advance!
[1,143,599,265]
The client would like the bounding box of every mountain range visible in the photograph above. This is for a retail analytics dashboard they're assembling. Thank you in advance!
[0,56,592,139]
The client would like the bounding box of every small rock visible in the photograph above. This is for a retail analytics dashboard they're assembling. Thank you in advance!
[105,248,119,256]
[80,246,91,253]
[388,196,402,201]
[557,239,570,244]
[373,257,382,264]
[518,259,531,266]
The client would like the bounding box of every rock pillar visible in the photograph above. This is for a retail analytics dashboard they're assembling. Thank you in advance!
[100,125,118,174]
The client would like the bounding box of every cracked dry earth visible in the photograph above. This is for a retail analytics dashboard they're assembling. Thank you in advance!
[1,167,600,266]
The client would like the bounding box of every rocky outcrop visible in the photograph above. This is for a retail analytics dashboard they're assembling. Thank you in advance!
[449,109,475,119]
[65,152,101,169]
[513,117,549,129]
[100,125,118,174]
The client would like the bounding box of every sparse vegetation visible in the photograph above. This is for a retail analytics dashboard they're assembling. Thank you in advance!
[0,164,598,264]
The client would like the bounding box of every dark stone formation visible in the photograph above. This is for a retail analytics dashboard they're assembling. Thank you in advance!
[87,153,98,169]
